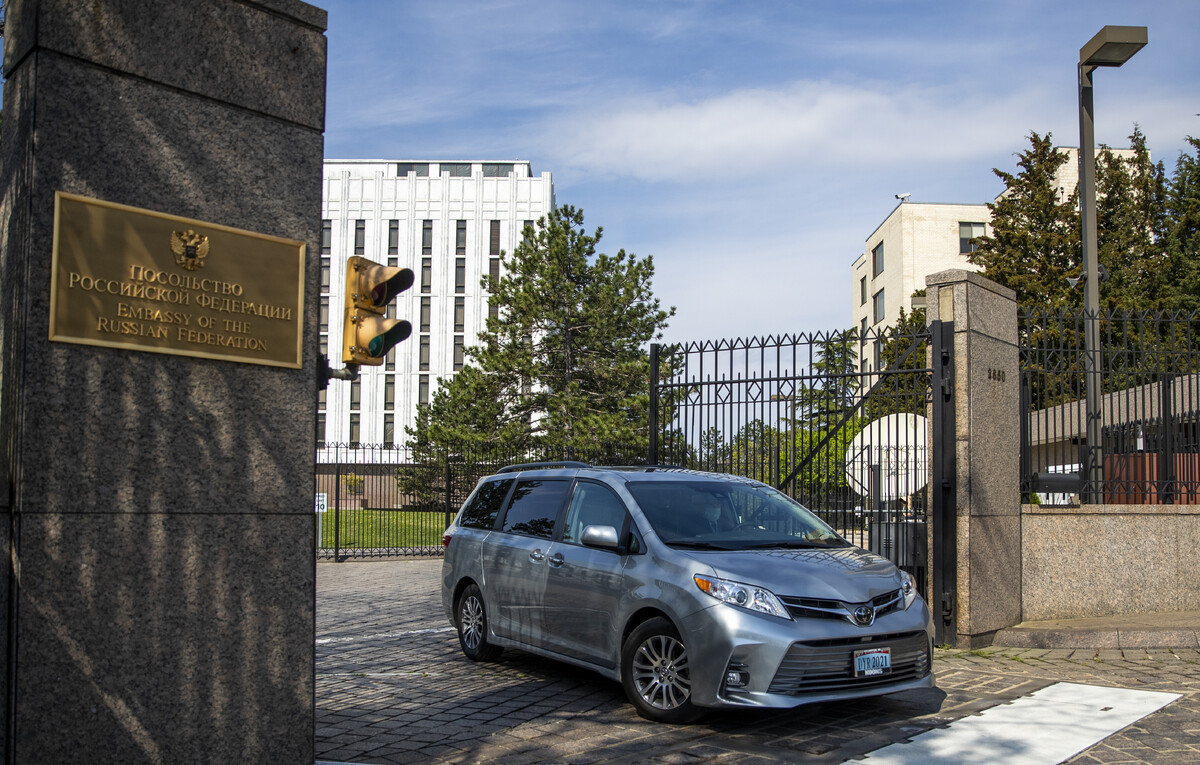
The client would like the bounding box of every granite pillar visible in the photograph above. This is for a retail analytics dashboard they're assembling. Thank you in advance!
[0,0,326,761]
[926,270,1021,648]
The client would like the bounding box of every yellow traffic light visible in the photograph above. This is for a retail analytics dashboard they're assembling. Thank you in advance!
[342,256,414,366]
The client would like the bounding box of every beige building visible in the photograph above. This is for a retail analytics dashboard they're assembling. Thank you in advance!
[850,201,990,372]
[849,147,1135,373]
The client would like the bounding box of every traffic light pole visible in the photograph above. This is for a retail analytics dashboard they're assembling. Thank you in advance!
[320,356,359,389]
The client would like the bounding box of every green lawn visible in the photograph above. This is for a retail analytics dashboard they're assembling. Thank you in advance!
[317,508,452,549]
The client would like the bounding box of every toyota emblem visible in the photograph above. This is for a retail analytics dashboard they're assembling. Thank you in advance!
[853,605,875,626]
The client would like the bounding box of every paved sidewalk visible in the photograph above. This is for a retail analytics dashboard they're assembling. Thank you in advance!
[993,610,1200,650]
[317,558,1200,764]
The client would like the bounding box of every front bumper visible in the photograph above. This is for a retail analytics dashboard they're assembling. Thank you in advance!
[677,597,935,709]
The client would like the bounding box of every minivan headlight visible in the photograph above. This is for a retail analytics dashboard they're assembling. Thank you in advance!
[694,575,792,620]
[900,570,917,609]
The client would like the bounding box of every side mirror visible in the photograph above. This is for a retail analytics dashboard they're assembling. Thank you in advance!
[580,524,620,550]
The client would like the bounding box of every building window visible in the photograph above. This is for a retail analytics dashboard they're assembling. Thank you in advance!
[960,221,986,254]
[419,337,430,371]
[422,220,432,256]
[442,163,471,177]
[455,258,466,294]
[871,242,884,277]
[319,301,329,334]
[489,299,498,321]
[321,220,332,254]
[383,413,394,447]
[388,220,399,255]
[419,375,429,405]
[454,298,465,332]
[396,162,429,177]
[354,220,365,256]
[421,258,432,293]
[319,333,327,356]
[316,413,325,445]
[385,346,395,371]
[859,277,866,305]
[489,220,501,256]
[349,413,360,448]
[453,336,464,371]
[384,376,395,409]
[482,163,513,177]
[349,379,361,410]
[872,289,885,325]
[419,297,431,332]
[455,220,467,256]
[321,256,330,293]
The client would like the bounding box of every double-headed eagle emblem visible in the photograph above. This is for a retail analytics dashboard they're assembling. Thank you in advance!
[171,229,210,271]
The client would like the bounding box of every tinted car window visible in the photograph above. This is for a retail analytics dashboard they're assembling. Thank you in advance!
[562,482,628,545]
[626,480,845,548]
[459,479,513,529]
[500,479,570,539]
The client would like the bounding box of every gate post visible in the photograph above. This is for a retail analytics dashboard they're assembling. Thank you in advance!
[649,343,660,465]
[929,319,957,646]
[926,270,1021,648]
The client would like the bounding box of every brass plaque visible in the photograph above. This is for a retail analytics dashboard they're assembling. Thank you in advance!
[50,192,305,368]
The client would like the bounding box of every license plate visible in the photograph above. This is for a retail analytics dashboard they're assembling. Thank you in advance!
[854,647,891,677]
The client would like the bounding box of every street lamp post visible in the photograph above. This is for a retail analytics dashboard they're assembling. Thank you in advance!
[1077,25,1147,500]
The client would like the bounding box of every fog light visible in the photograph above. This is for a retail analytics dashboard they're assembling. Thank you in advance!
[725,670,749,688]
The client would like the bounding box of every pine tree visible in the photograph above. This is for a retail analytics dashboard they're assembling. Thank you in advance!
[1095,126,1169,309]
[1163,137,1200,311]
[967,131,1081,308]
[408,205,675,453]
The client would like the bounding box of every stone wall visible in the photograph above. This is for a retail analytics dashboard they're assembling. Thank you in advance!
[1022,503,1200,621]
[0,0,327,760]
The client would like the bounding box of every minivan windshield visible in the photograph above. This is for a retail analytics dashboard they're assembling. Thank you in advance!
[625,480,847,550]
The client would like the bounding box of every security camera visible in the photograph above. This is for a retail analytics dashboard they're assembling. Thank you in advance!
[895,193,911,202]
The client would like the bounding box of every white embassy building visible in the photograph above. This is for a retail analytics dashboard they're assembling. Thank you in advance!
[318,160,555,448]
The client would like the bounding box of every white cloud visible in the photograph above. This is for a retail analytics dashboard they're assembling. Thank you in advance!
[540,80,1052,182]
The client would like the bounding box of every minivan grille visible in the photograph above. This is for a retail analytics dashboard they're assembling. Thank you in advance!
[766,631,930,696]
[779,588,903,623]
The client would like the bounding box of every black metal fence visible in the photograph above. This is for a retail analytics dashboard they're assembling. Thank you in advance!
[1021,308,1200,504]
[649,324,937,589]
[315,441,646,560]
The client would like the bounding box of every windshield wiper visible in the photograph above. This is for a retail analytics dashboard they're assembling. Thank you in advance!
[744,540,848,550]
[666,541,736,550]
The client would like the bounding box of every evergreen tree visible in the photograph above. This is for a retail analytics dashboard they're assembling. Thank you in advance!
[968,131,1081,308]
[1095,126,1169,309]
[1163,137,1200,311]
[408,204,674,453]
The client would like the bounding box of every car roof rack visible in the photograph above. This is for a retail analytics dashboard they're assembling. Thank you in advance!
[602,465,686,472]
[496,461,592,474]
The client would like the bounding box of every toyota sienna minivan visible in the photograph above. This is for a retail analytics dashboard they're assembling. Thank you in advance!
[441,462,934,723]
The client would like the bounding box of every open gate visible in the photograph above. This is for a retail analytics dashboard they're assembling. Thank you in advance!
[650,321,956,643]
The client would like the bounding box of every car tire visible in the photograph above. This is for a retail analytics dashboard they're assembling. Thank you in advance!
[620,617,703,723]
[456,583,502,662]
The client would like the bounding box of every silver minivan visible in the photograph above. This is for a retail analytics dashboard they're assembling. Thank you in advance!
[441,463,934,723]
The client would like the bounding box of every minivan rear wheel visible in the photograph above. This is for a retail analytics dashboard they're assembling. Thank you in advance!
[621,617,702,723]
[456,583,501,661]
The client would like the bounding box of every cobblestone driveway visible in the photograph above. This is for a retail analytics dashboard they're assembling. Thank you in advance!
[317,558,1200,764]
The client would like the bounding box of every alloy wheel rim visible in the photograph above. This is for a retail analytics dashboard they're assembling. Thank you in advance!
[631,634,691,710]
[461,595,484,650]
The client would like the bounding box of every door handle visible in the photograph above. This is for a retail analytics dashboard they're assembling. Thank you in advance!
[529,549,545,563]
[548,553,565,568]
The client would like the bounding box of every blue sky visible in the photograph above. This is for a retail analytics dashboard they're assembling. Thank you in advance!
[321,1,1200,344]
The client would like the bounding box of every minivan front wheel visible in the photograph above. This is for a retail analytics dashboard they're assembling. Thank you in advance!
[621,617,702,723]
[456,583,501,662]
